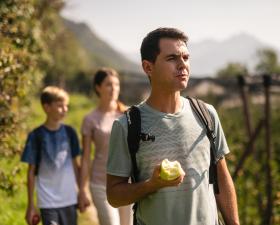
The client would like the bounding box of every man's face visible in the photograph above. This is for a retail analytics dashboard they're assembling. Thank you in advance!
[145,38,190,92]
[43,100,68,121]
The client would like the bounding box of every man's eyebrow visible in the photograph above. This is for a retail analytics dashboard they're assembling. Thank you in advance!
[165,53,190,59]
[165,53,180,59]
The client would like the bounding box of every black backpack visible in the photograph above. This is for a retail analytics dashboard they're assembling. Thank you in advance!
[125,97,220,225]
[33,125,78,175]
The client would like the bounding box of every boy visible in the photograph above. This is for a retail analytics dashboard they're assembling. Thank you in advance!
[21,86,81,225]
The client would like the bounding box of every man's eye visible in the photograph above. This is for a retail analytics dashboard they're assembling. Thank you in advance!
[183,56,189,61]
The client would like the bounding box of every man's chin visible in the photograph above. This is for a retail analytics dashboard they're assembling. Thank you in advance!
[178,80,189,90]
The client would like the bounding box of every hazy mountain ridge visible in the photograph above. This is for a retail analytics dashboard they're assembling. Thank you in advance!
[189,33,276,76]
[63,18,142,73]
[62,18,280,77]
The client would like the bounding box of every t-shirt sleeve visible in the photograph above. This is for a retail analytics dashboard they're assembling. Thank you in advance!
[21,132,38,165]
[81,115,93,136]
[68,126,81,158]
[107,118,132,177]
[207,104,230,162]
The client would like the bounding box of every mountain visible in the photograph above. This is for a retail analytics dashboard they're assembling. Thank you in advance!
[63,18,141,73]
[188,33,280,76]
[62,18,280,77]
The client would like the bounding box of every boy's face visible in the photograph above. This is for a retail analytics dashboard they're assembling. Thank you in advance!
[43,100,68,122]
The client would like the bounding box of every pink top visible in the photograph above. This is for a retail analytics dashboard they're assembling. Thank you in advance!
[81,109,122,186]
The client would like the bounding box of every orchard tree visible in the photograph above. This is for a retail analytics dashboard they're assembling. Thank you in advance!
[216,62,248,78]
[0,0,64,194]
[255,48,280,75]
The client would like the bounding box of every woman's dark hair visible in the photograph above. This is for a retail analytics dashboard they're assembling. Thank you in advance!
[140,27,188,63]
[93,67,119,96]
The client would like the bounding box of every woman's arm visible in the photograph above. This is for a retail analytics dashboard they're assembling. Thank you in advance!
[78,134,92,212]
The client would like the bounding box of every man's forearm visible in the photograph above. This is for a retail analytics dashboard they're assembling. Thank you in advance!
[106,166,185,208]
[106,174,158,207]
[215,159,240,225]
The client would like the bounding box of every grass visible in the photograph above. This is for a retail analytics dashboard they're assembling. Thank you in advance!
[0,93,99,225]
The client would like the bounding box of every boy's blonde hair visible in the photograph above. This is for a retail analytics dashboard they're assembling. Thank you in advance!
[40,86,69,105]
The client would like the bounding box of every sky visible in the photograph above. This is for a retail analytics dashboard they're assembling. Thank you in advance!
[61,0,280,56]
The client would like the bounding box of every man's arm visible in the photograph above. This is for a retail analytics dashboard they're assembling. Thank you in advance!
[106,164,185,207]
[215,158,240,225]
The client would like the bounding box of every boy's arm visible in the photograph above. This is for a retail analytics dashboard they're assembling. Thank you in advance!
[72,158,80,185]
[25,165,39,225]
[215,158,240,225]
[78,134,91,212]
[106,164,185,207]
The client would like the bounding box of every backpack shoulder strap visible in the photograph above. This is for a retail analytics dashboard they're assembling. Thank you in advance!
[64,124,81,158]
[125,106,141,183]
[64,124,74,150]
[187,97,214,133]
[186,96,219,194]
[33,126,44,176]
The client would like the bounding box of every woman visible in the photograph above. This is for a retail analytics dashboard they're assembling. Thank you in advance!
[79,68,131,225]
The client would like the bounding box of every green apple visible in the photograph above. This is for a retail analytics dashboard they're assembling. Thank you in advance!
[160,159,184,181]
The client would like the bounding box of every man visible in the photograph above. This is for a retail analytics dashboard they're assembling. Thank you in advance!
[106,27,240,225]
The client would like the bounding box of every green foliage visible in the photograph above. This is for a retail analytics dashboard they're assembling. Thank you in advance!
[216,62,248,78]
[255,48,280,75]
[218,103,280,225]
[0,0,50,194]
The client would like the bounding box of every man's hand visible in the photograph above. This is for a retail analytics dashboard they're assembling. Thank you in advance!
[78,190,91,213]
[106,164,185,208]
[148,164,185,191]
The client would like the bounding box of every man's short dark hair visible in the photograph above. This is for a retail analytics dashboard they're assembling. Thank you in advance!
[140,27,188,63]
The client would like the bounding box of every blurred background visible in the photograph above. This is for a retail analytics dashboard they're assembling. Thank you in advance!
[0,0,279,224]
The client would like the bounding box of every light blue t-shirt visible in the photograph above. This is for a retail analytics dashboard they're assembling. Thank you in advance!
[107,97,229,225]
[21,124,81,208]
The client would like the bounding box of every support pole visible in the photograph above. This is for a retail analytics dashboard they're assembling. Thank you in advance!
[263,74,273,225]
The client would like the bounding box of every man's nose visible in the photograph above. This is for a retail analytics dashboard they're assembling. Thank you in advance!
[177,57,187,69]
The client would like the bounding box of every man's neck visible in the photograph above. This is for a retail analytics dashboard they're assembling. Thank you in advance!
[146,91,182,114]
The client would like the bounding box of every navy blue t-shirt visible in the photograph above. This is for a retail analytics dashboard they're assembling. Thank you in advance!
[21,124,81,169]
[21,124,81,208]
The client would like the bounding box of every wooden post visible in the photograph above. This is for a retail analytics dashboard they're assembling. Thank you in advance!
[263,74,273,225]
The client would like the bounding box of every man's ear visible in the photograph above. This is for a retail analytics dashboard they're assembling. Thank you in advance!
[142,60,153,76]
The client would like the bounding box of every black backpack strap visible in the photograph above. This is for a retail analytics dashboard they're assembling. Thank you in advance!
[187,97,219,194]
[64,125,76,157]
[125,105,142,225]
[34,126,43,176]
[125,106,141,182]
